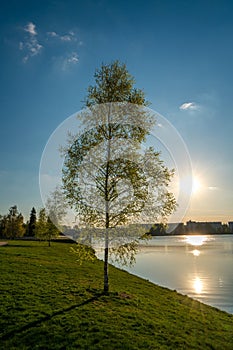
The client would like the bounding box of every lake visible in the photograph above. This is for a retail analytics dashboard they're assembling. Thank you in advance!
[120,234,233,314]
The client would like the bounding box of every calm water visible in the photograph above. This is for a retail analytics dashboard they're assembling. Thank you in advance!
[122,234,233,314]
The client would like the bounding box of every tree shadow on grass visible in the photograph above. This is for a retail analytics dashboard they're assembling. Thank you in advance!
[2,243,40,248]
[1,291,104,342]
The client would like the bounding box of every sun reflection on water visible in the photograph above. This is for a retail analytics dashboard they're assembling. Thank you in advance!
[193,277,203,294]
[192,249,200,257]
[185,235,208,246]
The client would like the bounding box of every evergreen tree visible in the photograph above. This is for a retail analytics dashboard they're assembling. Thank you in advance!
[28,207,37,236]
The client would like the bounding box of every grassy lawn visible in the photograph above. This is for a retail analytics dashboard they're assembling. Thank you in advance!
[0,240,232,349]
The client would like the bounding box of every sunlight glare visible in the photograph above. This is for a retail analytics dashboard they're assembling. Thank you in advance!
[192,176,202,195]
[193,277,203,294]
[192,249,200,257]
[185,235,207,246]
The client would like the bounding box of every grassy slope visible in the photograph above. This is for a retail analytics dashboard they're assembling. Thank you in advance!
[0,241,232,350]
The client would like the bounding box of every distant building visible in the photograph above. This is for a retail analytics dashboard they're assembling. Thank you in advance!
[143,220,233,236]
[210,222,222,232]
[186,220,222,234]
[229,222,233,233]
[186,220,197,232]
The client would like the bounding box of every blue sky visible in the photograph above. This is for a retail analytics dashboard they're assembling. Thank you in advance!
[0,0,233,222]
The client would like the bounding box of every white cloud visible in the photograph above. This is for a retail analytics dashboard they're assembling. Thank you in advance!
[24,22,37,36]
[60,35,72,42]
[19,24,81,67]
[67,52,79,63]
[179,102,199,111]
[208,186,219,191]
[22,37,43,62]
[62,52,79,70]
[20,22,43,62]
[47,31,58,37]
[47,30,77,43]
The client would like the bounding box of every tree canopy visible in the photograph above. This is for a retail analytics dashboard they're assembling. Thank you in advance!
[0,205,25,239]
[35,208,60,246]
[85,60,148,106]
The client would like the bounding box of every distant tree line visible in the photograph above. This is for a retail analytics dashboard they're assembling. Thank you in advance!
[0,206,232,243]
[0,205,60,245]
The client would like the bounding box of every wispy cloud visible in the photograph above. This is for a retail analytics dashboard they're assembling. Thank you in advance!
[18,23,82,68]
[208,186,219,191]
[179,102,199,111]
[60,35,73,42]
[47,31,58,38]
[20,40,43,63]
[20,22,43,62]
[24,22,37,36]
[62,52,79,70]
[46,30,77,43]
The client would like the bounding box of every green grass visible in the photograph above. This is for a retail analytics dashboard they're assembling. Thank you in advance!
[0,240,232,349]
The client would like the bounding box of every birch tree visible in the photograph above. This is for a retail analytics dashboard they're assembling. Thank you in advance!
[62,61,176,292]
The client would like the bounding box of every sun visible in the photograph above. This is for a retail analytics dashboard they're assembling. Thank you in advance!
[192,176,202,195]
[178,172,204,197]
